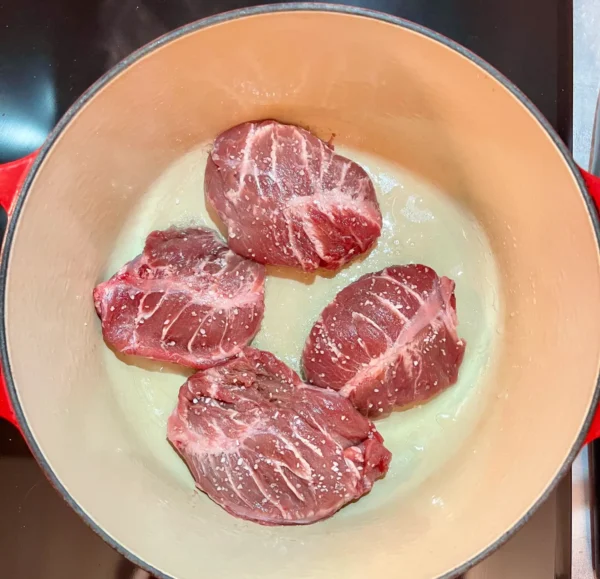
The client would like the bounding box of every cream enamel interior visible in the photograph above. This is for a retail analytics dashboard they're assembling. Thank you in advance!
[4,10,600,579]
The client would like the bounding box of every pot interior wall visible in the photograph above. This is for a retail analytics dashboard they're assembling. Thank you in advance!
[4,10,600,579]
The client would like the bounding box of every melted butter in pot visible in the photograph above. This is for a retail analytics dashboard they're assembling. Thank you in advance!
[103,143,501,504]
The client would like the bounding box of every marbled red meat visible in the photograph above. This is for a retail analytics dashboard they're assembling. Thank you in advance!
[167,348,391,525]
[302,265,466,417]
[204,120,382,272]
[93,227,265,369]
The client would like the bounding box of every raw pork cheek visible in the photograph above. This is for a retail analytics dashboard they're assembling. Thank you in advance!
[167,348,391,525]
[302,265,466,417]
[204,120,383,272]
[93,227,265,369]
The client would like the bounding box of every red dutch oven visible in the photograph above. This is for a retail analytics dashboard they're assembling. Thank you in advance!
[0,5,599,579]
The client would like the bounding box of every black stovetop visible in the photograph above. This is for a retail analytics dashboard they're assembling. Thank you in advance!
[0,1,573,577]
[1,0,572,164]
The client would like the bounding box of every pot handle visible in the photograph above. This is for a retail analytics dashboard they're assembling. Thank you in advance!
[579,168,600,444]
[0,153,599,444]
[0,151,37,427]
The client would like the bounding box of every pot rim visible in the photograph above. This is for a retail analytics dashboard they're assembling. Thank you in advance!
[2,4,598,578]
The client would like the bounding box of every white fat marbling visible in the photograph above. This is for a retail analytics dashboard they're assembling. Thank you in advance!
[101,142,501,505]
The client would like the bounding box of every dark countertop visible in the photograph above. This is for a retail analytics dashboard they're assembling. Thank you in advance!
[1,0,572,163]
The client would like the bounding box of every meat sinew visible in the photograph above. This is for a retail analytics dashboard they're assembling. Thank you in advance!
[302,265,466,418]
[93,227,265,369]
[204,120,382,272]
[167,348,391,525]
